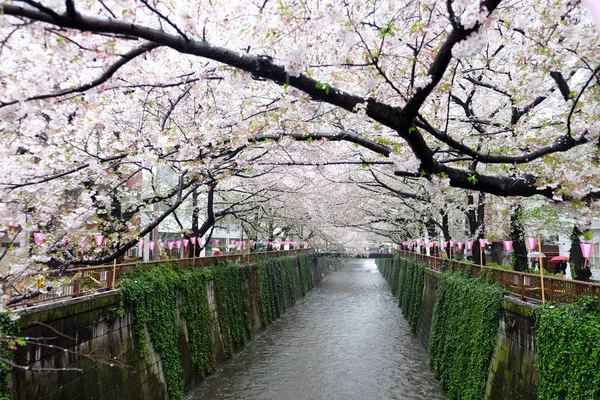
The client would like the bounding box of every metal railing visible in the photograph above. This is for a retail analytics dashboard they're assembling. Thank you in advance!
[11,249,311,308]
[399,250,600,304]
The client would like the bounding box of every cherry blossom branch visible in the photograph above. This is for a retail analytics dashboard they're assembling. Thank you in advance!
[401,0,504,120]
[254,131,391,156]
[139,0,189,41]
[0,41,159,109]
[415,116,588,164]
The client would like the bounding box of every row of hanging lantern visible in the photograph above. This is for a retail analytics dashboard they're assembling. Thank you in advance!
[31,233,309,255]
[402,238,593,265]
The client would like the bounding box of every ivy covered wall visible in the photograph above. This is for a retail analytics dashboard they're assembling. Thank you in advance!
[377,256,426,333]
[429,271,505,400]
[536,297,600,400]
[117,253,318,400]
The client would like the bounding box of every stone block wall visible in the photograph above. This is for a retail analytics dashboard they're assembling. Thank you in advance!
[11,293,168,400]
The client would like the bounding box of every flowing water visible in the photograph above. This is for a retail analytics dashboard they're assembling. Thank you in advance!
[187,258,445,400]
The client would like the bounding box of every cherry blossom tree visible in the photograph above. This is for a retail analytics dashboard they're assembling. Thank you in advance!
[1,0,600,297]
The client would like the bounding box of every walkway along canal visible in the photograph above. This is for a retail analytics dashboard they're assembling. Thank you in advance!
[187,258,443,400]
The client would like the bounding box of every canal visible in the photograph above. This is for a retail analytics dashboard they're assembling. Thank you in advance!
[187,258,444,399]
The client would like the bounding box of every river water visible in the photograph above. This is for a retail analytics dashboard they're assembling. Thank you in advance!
[187,258,444,400]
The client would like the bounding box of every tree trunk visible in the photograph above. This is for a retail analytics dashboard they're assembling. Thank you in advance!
[569,225,591,282]
[509,204,528,272]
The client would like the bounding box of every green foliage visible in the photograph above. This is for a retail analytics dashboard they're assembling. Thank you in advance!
[536,297,600,400]
[0,314,16,400]
[178,268,215,374]
[256,257,287,325]
[211,262,252,357]
[298,254,312,295]
[390,255,401,297]
[399,258,415,314]
[396,259,425,332]
[283,256,297,305]
[379,257,425,333]
[428,270,505,400]
[119,265,189,400]
[409,262,425,332]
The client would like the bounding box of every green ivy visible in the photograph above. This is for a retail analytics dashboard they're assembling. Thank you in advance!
[536,296,600,400]
[408,262,425,332]
[256,256,300,327]
[298,254,311,295]
[211,261,252,357]
[0,314,16,400]
[119,265,187,400]
[399,259,415,314]
[378,257,425,333]
[178,268,215,374]
[284,257,297,305]
[428,270,505,400]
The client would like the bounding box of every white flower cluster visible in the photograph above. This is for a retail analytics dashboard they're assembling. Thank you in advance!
[452,30,488,59]
[414,75,433,89]
[430,174,451,189]
[460,4,489,30]
[451,0,489,28]
[280,45,309,77]
[389,153,420,173]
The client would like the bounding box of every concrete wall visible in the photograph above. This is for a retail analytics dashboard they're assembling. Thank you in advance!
[9,255,329,400]
[381,260,539,400]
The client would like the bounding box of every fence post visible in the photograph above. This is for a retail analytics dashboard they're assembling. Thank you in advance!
[520,274,525,300]
[73,278,80,297]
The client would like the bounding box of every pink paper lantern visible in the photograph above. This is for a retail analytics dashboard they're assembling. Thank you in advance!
[95,235,104,247]
[581,243,594,268]
[138,239,144,249]
[458,242,464,250]
[183,239,189,248]
[168,241,174,250]
[231,240,236,245]
[526,237,537,251]
[79,237,87,248]
[149,241,155,251]
[479,238,487,248]
[214,239,219,245]
[176,240,182,249]
[190,237,196,245]
[467,241,473,250]
[196,237,202,244]
[450,240,455,247]
[504,241,513,251]
[443,241,448,248]
[33,232,45,245]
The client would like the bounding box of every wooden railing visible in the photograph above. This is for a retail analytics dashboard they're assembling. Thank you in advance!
[399,250,600,305]
[11,249,311,308]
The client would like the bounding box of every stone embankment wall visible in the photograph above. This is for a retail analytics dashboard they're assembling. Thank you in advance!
[9,255,332,400]
[380,260,538,400]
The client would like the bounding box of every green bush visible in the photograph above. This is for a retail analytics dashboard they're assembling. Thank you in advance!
[428,270,505,400]
[536,297,600,400]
